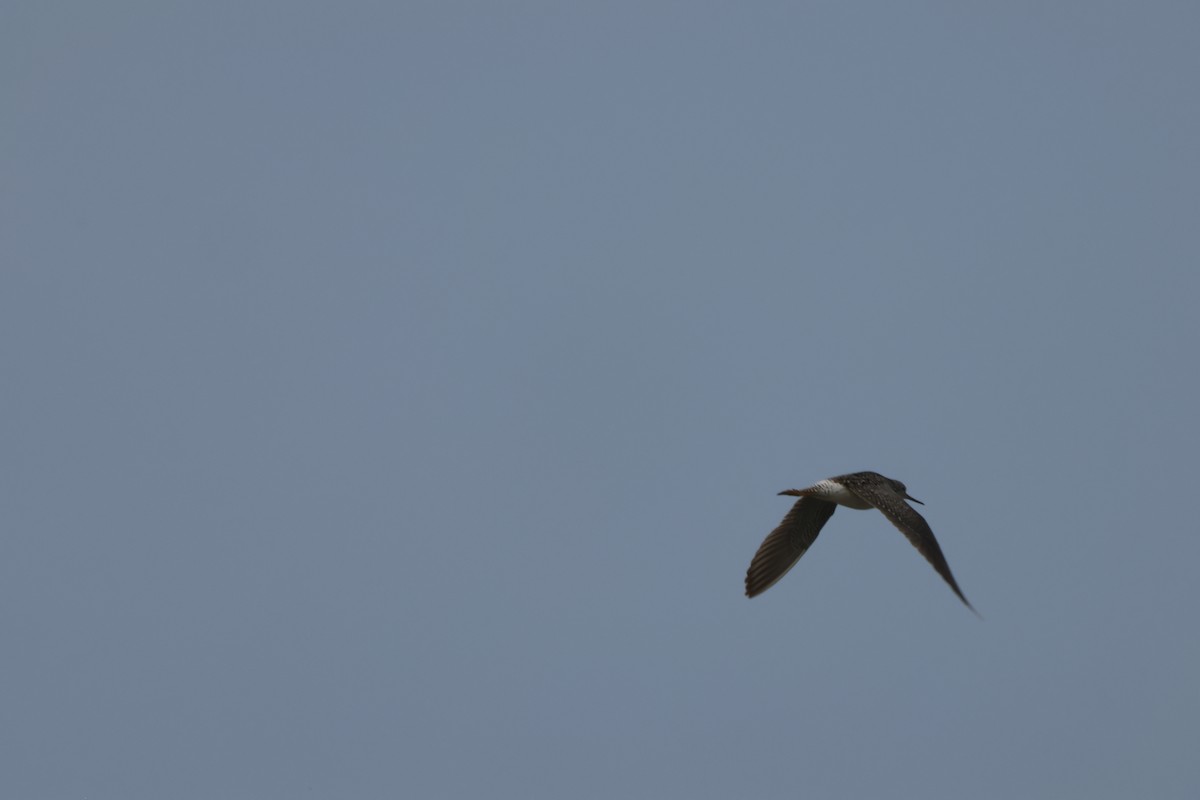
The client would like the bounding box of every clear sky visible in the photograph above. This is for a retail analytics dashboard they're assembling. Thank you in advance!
[4,3,1199,798]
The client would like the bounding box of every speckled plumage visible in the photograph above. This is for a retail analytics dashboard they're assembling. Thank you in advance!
[744,471,976,613]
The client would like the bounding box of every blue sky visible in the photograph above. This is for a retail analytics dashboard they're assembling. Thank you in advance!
[4,3,1199,798]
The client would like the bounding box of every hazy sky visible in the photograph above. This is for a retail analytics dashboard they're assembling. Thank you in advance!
[4,3,1199,798]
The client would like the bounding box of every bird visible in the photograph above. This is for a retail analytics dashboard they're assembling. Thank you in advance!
[744,471,976,612]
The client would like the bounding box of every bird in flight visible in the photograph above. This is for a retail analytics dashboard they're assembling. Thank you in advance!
[744,471,975,613]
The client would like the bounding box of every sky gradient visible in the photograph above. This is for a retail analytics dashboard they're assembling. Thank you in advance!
[4,3,1200,798]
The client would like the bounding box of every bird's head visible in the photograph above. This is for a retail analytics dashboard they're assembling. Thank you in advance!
[890,478,923,505]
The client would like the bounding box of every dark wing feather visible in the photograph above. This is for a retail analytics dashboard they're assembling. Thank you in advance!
[745,498,837,598]
[843,479,976,613]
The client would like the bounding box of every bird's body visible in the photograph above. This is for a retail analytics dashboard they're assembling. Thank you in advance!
[744,471,975,612]
[788,478,874,509]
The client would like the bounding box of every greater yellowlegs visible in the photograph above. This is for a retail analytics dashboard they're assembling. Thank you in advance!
[744,471,975,612]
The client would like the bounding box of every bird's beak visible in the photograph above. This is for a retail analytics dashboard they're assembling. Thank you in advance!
[905,493,924,505]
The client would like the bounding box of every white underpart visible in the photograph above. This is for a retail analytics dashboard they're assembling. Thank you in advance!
[806,479,873,509]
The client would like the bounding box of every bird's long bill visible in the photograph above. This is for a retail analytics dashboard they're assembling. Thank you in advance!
[904,493,924,505]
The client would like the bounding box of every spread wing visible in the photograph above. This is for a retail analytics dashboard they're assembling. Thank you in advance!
[844,480,976,613]
[745,498,837,598]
